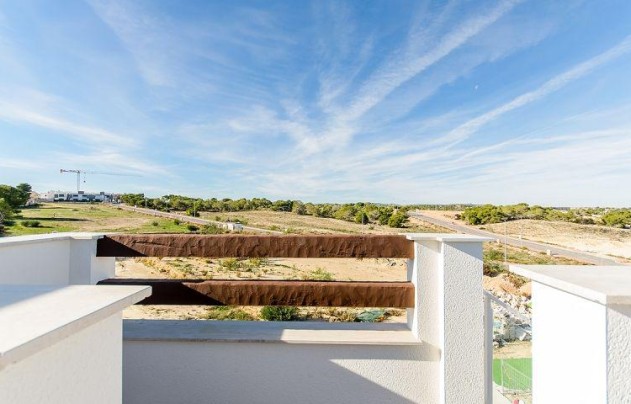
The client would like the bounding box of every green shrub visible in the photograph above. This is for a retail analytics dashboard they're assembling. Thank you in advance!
[387,212,408,228]
[219,258,242,271]
[151,220,159,226]
[201,224,224,234]
[483,261,504,277]
[173,219,181,225]
[260,306,299,321]
[186,224,199,232]
[462,205,507,225]
[186,208,199,217]
[484,249,504,261]
[21,220,41,228]
[205,306,254,321]
[602,210,631,228]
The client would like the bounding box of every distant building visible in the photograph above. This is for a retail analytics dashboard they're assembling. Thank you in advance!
[40,190,119,203]
[224,222,244,232]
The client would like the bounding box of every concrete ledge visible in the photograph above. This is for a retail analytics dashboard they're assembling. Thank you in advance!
[124,319,433,349]
[0,233,105,248]
[510,265,631,304]
[404,233,493,243]
[0,285,151,368]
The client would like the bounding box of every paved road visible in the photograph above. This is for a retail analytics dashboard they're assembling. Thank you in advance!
[118,205,283,234]
[409,211,623,265]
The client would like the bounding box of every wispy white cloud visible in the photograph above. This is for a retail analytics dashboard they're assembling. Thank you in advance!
[279,0,527,155]
[54,151,172,177]
[0,157,41,170]
[0,95,137,147]
[441,34,631,145]
[340,0,523,122]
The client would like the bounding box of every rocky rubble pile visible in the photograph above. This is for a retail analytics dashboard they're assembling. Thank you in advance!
[489,290,532,343]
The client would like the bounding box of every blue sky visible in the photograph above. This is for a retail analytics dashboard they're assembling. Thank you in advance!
[1,1,630,206]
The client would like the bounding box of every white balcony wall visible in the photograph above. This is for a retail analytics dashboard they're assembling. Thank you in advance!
[122,234,489,404]
[512,265,631,404]
[0,285,151,404]
[0,233,114,285]
[124,337,437,404]
[0,233,490,404]
[0,314,122,404]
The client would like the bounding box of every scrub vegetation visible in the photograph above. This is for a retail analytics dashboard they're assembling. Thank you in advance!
[462,203,631,228]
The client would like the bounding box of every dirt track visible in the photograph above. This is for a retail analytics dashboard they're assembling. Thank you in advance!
[410,211,627,265]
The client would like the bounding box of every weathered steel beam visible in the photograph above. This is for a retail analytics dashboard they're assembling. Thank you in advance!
[96,234,414,259]
[97,278,415,308]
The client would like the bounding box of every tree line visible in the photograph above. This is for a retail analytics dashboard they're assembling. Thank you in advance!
[461,203,631,228]
[120,194,409,228]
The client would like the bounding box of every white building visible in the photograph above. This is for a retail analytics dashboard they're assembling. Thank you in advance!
[40,190,118,203]
[224,222,244,232]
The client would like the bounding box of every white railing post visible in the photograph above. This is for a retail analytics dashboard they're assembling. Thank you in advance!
[0,233,114,285]
[68,235,115,284]
[406,234,491,404]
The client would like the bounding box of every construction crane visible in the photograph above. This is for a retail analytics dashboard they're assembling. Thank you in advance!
[59,169,139,192]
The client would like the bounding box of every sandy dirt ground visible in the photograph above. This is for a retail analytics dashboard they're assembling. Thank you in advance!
[204,210,444,234]
[415,210,462,221]
[485,219,631,260]
[417,209,631,261]
[117,257,408,322]
[484,273,532,297]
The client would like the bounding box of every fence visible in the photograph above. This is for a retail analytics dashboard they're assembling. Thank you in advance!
[96,234,415,309]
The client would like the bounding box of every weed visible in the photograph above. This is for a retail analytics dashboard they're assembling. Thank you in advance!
[303,267,334,281]
[201,224,224,234]
[205,306,254,321]
[220,258,242,271]
[507,273,527,289]
[260,306,300,321]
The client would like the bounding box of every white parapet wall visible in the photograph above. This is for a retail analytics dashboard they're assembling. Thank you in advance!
[124,321,439,404]
[0,285,151,404]
[511,265,631,404]
[0,232,491,404]
[0,233,114,285]
[122,233,490,404]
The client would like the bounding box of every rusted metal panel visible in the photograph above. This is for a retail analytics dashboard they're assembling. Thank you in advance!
[96,234,414,259]
[97,278,415,308]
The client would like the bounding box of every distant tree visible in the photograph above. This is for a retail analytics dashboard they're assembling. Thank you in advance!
[0,184,30,209]
[387,211,408,228]
[120,193,145,206]
[355,211,369,224]
[292,201,307,215]
[271,200,293,212]
[0,198,13,224]
[602,210,631,228]
[333,204,357,221]
[462,205,507,225]
[16,183,32,194]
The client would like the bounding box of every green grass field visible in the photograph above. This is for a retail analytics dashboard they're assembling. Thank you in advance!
[2,203,191,236]
[493,358,532,390]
